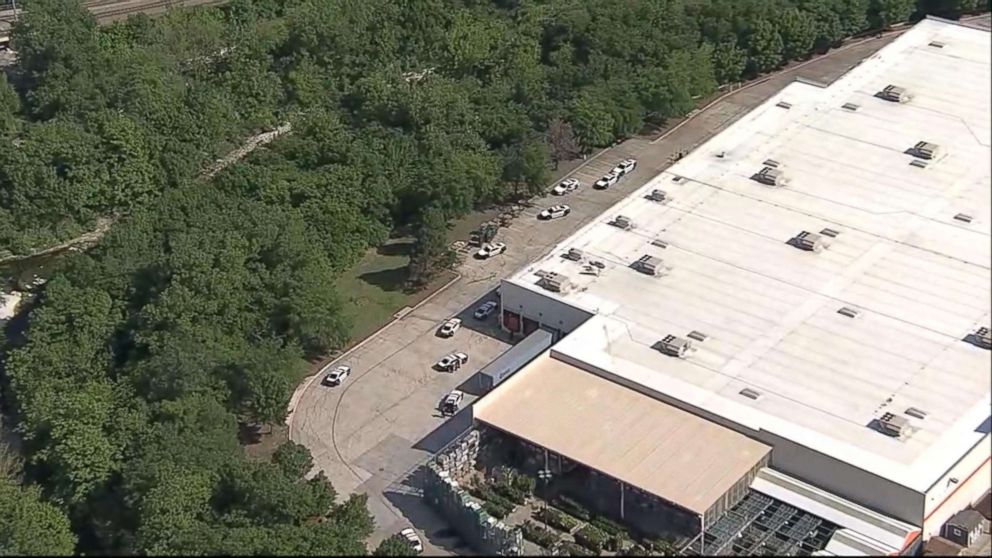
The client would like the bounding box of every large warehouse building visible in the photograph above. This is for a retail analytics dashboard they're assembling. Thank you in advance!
[474,16,991,556]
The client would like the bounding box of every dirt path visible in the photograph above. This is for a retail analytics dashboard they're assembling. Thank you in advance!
[0,123,293,265]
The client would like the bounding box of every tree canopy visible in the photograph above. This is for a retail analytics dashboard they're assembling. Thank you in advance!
[0,0,982,554]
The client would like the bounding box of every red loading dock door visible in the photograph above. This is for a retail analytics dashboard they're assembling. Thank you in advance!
[503,310,521,333]
[523,316,540,336]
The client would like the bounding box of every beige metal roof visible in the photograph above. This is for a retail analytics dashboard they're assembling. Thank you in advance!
[473,355,771,515]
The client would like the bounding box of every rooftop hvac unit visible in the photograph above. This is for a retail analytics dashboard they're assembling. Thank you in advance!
[633,254,664,276]
[972,327,991,350]
[564,247,584,261]
[580,264,601,276]
[763,158,780,168]
[954,213,973,223]
[647,189,669,202]
[879,85,910,103]
[911,141,941,160]
[878,412,909,437]
[792,231,824,252]
[656,335,692,358]
[611,215,635,230]
[752,166,784,186]
[538,272,571,293]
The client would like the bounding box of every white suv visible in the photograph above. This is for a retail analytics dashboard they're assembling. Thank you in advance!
[438,318,462,337]
[594,171,619,190]
[441,390,465,415]
[321,365,351,386]
[551,178,580,196]
[476,241,507,259]
[435,352,469,372]
[613,158,637,176]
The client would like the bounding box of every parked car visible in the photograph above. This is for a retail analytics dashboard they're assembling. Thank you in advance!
[551,178,580,195]
[473,300,498,320]
[613,158,637,176]
[321,365,351,386]
[441,390,465,416]
[593,171,620,189]
[476,241,507,259]
[438,317,462,337]
[400,528,424,554]
[538,204,571,220]
[435,352,469,372]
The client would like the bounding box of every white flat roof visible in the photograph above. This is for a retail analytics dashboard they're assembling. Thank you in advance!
[474,355,771,515]
[506,18,991,493]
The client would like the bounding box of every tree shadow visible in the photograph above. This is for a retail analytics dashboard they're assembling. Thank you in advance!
[376,240,414,257]
[358,266,409,292]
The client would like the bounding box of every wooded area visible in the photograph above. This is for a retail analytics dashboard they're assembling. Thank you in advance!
[0,0,986,554]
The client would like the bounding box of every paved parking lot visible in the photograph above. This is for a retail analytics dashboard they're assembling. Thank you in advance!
[287,27,927,555]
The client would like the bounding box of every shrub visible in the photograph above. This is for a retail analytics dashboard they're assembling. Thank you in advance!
[590,516,626,537]
[522,521,559,548]
[469,484,516,511]
[483,501,511,520]
[494,483,527,505]
[574,524,608,553]
[626,544,650,555]
[605,534,625,552]
[557,541,592,556]
[643,538,676,555]
[537,507,579,533]
[554,495,592,521]
[512,473,536,495]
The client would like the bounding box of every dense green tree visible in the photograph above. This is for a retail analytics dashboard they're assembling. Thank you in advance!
[374,534,418,556]
[407,205,452,287]
[869,0,918,27]
[273,441,315,479]
[0,480,76,555]
[746,19,785,74]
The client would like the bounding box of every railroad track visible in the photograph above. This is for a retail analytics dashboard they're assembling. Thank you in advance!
[0,0,228,25]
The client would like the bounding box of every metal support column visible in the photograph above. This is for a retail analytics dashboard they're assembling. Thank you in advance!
[620,481,625,520]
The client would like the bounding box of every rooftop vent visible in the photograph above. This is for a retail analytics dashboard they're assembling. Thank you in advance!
[909,159,929,169]
[580,264,601,276]
[878,412,909,437]
[534,269,551,279]
[687,330,708,342]
[954,213,973,223]
[752,166,784,186]
[655,334,692,358]
[928,41,945,48]
[538,271,572,293]
[776,101,792,109]
[739,388,762,400]
[910,141,941,160]
[671,176,685,183]
[650,239,669,249]
[647,189,669,203]
[820,228,840,238]
[763,158,781,168]
[879,85,910,103]
[905,407,928,419]
[611,215,635,230]
[564,247,585,261]
[791,231,824,252]
[968,327,991,350]
[842,102,860,111]
[837,306,861,319]
[633,254,664,276]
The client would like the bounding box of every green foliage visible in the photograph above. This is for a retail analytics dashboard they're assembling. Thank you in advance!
[574,524,609,553]
[554,494,592,521]
[537,507,579,533]
[483,500,512,520]
[590,515,627,537]
[273,441,315,479]
[407,204,453,287]
[0,479,76,555]
[521,520,559,548]
[558,541,593,556]
[374,534,418,556]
